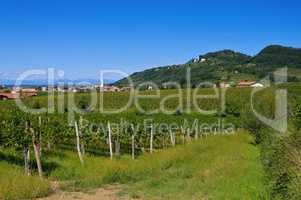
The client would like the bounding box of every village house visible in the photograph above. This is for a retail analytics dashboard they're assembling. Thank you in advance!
[120,86,133,92]
[56,87,66,92]
[20,88,38,97]
[192,57,199,63]
[41,87,47,92]
[0,93,18,100]
[237,80,256,87]
[0,87,39,100]
[97,85,120,92]
[251,83,264,87]
[237,80,264,88]
[11,88,38,97]
[219,82,230,88]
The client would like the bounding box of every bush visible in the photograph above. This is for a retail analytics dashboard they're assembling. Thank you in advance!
[260,128,301,200]
[293,103,301,130]
[241,109,264,144]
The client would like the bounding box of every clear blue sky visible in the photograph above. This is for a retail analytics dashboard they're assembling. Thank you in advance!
[0,0,300,80]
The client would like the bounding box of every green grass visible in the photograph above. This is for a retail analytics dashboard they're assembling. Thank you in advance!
[0,161,50,200]
[0,132,267,200]
[119,132,268,200]
[49,132,266,199]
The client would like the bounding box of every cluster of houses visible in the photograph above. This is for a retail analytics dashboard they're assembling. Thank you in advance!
[0,85,134,100]
[44,85,133,93]
[0,88,38,100]
[0,81,264,101]
[96,85,132,92]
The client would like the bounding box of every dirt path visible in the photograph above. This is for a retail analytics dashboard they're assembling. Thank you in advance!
[38,185,133,200]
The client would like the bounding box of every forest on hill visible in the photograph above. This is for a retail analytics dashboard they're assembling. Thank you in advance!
[115,45,301,87]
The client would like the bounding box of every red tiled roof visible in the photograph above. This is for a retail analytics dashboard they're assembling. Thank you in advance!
[237,81,256,86]
[0,93,18,99]
[21,89,37,93]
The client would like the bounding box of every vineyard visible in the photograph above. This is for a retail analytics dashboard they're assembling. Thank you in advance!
[0,85,301,199]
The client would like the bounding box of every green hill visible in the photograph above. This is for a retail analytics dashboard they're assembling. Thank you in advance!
[115,45,301,87]
[252,45,301,67]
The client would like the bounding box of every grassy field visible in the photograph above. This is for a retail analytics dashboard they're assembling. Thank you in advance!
[119,132,267,200]
[0,161,50,200]
[0,131,266,200]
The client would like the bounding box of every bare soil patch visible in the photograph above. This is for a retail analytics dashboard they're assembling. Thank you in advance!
[38,185,133,200]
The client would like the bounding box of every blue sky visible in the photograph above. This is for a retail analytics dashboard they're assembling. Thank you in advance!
[0,0,300,80]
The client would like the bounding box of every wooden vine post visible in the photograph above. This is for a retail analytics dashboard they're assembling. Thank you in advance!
[79,117,85,155]
[23,147,31,176]
[38,116,42,155]
[108,122,113,159]
[130,124,135,160]
[30,122,43,179]
[75,121,84,164]
[115,132,120,156]
[186,128,191,142]
[131,134,135,159]
[162,130,166,149]
[150,124,153,154]
[194,127,199,140]
[181,126,185,145]
[170,128,175,147]
[24,122,31,176]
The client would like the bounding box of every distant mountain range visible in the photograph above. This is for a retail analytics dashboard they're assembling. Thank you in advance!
[115,45,301,87]
[1,79,115,87]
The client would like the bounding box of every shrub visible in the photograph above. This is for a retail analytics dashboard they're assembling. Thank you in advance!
[260,128,301,200]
